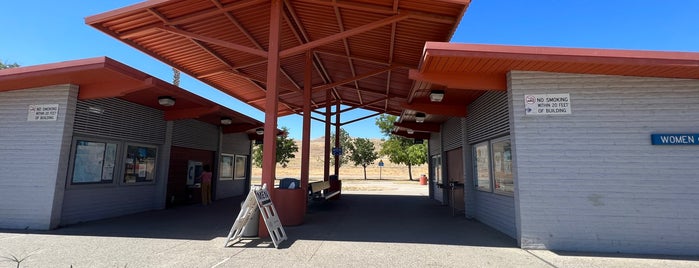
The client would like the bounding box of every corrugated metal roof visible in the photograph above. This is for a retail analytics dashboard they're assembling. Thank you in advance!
[86,0,470,117]
[0,57,264,134]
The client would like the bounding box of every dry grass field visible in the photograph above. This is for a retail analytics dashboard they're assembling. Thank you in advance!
[251,137,428,182]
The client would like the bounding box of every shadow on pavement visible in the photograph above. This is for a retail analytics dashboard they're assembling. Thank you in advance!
[2,192,517,249]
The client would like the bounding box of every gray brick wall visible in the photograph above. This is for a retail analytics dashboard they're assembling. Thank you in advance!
[0,85,77,230]
[509,71,699,255]
[219,132,251,198]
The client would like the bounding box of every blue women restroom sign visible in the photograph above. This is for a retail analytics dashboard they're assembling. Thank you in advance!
[651,134,699,145]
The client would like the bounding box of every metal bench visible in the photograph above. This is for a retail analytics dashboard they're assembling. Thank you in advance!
[308,181,340,201]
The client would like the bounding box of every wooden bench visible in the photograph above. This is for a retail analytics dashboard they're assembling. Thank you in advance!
[308,181,340,201]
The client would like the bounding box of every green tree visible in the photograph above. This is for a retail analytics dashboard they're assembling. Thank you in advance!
[348,137,379,180]
[252,127,299,168]
[330,128,352,167]
[375,114,428,180]
[0,61,20,70]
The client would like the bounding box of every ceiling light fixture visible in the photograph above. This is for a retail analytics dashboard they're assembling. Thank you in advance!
[415,112,426,123]
[429,90,445,102]
[256,128,264,135]
[220,117,232,125]
[157,96,176,107]
[407,129,415,134]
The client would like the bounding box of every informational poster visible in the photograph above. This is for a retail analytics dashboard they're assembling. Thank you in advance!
[27,104,59,121]
[73,141,106,183]
[524,94,571,115]
[234,155,246,179]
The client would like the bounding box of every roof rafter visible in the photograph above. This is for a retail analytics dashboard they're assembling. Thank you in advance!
[157,26,268,58]
[280,13,411,58]
[312,65,402,92]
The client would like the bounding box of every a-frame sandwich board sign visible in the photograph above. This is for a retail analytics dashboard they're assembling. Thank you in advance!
[224,184,287,248]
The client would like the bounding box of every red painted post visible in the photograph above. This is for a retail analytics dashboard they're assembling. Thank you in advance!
[259,0,282,238]
[301,50,312,209]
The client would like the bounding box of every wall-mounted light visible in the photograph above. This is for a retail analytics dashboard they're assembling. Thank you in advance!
[415,112,426,123]
[158,96,176,107]
[220,117,232,125]
[255,128,264,135]
[429,90,445,102]
[87,106,104,114]
[407,129,415,134]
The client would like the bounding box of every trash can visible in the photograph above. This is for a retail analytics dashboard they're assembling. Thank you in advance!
[419,174,428,185]
[279,178,300,189]
[240,201,259,237]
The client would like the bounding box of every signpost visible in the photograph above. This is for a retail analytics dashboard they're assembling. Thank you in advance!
[378,160,384,180]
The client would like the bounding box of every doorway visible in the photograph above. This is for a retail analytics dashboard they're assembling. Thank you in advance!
[446,148,465,215]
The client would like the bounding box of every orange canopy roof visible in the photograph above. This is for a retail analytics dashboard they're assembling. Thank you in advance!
[86,0,471,118]
[402,42,699,125]
[0,57,264,134]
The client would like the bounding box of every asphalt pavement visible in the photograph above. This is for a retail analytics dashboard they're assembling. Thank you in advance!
[1,181,697,267]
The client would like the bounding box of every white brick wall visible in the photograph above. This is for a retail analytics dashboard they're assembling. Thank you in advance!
[0,85,77,230]
[509,71,699,255]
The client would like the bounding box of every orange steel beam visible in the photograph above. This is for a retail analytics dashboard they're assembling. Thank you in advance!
[213,2,306,98]
[402,102,468,117]
[146,8,244,85]
[394,121,441,132]
[282,0,340,102]
[312,65,401,92]
[332,3,360,95]
[313,49,411,68]
[279,13,410,58]
[162,0,266,26]
[293,0,458,24]
[262,0,283,200]
[408,69,507,91]
[340,112,381,126]
[157,26,268,58]
[333,97,389,115]
[163,106,221,121]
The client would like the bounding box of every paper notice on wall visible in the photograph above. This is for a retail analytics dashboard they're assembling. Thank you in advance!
[524,94,571,115]
[28,104,59,121]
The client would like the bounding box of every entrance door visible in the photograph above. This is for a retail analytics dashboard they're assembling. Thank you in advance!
[446,148,465,214]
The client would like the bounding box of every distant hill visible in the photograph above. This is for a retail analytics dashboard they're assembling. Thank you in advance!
[251,138,427,181]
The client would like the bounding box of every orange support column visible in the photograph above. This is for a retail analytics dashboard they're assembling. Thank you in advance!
[300,51,312,208]
[324,90,331,181]
[260,0,282,237]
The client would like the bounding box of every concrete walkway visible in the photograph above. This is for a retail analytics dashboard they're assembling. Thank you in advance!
[1,181,697,267]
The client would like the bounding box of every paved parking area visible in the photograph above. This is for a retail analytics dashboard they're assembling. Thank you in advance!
[1,181,697,267]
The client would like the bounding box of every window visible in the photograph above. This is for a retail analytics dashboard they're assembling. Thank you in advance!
[431,155,442,185]
[219,154,234,180]
[492,138,513,195]
[71,140,118,184]
[234,155,247,180]
[473,136,514,196]
[123,144,157,184]
[474,142,491,191]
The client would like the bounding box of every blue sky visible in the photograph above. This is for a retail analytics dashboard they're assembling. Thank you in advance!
[2,1,698,139]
